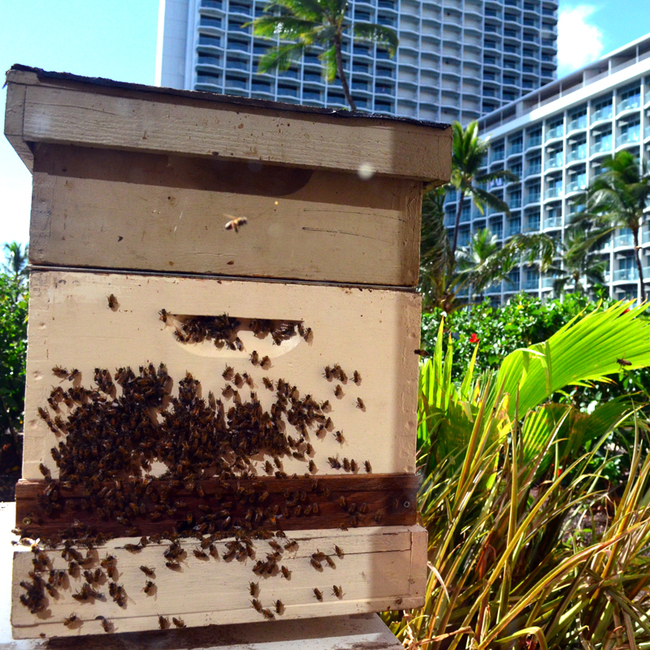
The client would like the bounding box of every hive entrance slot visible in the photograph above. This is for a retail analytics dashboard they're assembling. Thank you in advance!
[160,313,311,357]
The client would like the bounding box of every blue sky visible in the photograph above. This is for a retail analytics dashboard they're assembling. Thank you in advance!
[1,0,649,249]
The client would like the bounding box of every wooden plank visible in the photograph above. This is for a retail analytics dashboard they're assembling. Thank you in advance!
[15,475,419,538]
[12,525,427,638]
[29,144,422,286]
[22,270,421,481]
[3,81,32,171]
[7,76,451,182]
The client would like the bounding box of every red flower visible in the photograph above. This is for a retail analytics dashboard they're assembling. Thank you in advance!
[469,333,479,344]
[622,308,630,314]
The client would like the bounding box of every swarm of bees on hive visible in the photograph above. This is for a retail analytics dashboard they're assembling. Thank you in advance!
[15,308,405,634]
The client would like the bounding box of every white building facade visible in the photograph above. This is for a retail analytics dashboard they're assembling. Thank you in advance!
[156,0,558,124]
[443,35,650,302]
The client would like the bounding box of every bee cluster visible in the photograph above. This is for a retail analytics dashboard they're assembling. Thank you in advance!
[17,313,379,632]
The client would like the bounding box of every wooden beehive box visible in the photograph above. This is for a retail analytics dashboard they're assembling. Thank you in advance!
[5,64,451,639]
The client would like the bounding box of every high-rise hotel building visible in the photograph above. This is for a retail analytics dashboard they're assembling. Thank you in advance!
[156,0,558,123]
[444,34,650,302]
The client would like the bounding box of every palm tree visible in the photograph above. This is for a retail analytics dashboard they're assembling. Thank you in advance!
[447,121,517,269]
[250,0,398,111]
[2,242,28,281]
[577,151,650,301]
[550,227,608,296]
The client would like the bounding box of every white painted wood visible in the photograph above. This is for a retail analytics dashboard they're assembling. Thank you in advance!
[11,524,427,638]
[22,270,420,480]
[5,68,452,182]
[29,144,422,286]
[3,82,32,172]
[0,504,407,649]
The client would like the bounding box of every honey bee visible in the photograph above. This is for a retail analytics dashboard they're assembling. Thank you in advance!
[96,616,113,633]
[262,377,274,390]
[313,588,323,601]
[260,356,271,369]
[262,609,275,620]
[284,540,299,552]
[364,460,372,473]
[222,366,234,381]
[310,557,322,570]
[308,459,316,473]
[251,598,263,612]
[353,370,361,384]
[63,613,78,628]
[159,308,168,323]
[68,368,80,381]
[414,349,430,357]
[334,545,344,559]
[280,565,291,579]
[334,431,345,444]
[172,617,186,628]
[332,585,344,599]
[159,615,170,629]
[166,561,181,570]
[139,566,154,577]
[275,599,284,614]
[350,460,358,473]
[143,581,155,595]
[324,366,333,380]
[107,294,118,310]
[224,215,248,232]
[249,581,259,597]
[334,385,343,398]
[617,358,632,367]
[356,398,365,410]
[52,366,69,379]
[250,350,259,365]
[193,549,208,560]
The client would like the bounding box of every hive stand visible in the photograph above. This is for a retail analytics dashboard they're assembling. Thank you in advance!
[5,64,451,641]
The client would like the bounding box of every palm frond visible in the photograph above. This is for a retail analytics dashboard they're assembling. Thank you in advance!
[256,41,307,72]
[318,44,338,81]
[353,22,399,55]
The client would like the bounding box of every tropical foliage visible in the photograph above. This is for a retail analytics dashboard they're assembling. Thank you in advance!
[386,302,650,649]
[250,0,398,110]
[574,150,650,301]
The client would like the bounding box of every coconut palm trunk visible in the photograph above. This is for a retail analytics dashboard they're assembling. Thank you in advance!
[632,227,646,302]
[450,191,465,266]
[334,34,356,111]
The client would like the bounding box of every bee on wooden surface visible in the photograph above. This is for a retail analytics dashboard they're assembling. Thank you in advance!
[139,565,154,577]
[193,549,209,560]
[52,366,69,379]
[260,356,271,369]
[310,557,322,570]
[334,431,345,444]
[313,588,323,601]
[222,366,234,381]
[63,613,79,628]
[334,385,343,398]
[284,540,299,552]
[159,308,169,323]
[328,457,341,470]
[353,370,361,384]
[68,369,80,381]
[249,581,259,597]
[374,509,385,524]
[262,609,275,620]
[323,366,333,381]
[159,615,170,629]
[172,617,186,628]
[324,555,335,568]
[342,458,351,472]
[262,377,274,390]
[275,599,284,615]
[209,545,219,560]
[350,460,358,473]
[356,397,365,410]
[280,565,291,579]
[124,544,141,553]
[332,585,344,599]
[334,545,344,559]
[107,294,118,310]
[250,350,260,366]
[364,460,372,473]
[143,581,155,595]
[251,598,263,612]
[96,616,113,633]
[165,561,181,570]
[359,502,368,514]
[224,215,248,233]
[308,459,317,473]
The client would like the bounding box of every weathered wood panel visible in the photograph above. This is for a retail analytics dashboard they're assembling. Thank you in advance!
[12,525,427,638]
[15,475,419,537]
[23,270,420,481]
[6,68,451,182]
[29,144,422,286]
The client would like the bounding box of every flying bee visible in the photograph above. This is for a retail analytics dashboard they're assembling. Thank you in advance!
[332,585,344,599]
[172,617,186,628]
[143,581,155,595]
[313,588,323,601]
[107,294,118,310]
[224,215,248,232]
[356,398,365,410]
[414,349,430,357]
[353,370,361,384]
[334,385,343,398]
[617,357,632,367]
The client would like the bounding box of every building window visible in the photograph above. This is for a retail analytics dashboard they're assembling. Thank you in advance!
[303,89,322,101]
[202,0,223,7]
[198,54,221,66]
[198,34,222,47]
[200,15,223,28]
[196,72,221,85]
[228,38,249,51]
[225,75,248,89]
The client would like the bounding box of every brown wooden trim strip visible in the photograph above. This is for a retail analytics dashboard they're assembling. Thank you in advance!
[15,474,419,540]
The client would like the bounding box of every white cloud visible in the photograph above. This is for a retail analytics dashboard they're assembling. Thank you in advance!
[557,5,605,78]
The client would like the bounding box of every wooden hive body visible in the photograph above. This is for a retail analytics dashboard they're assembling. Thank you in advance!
[5,64,451,639]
